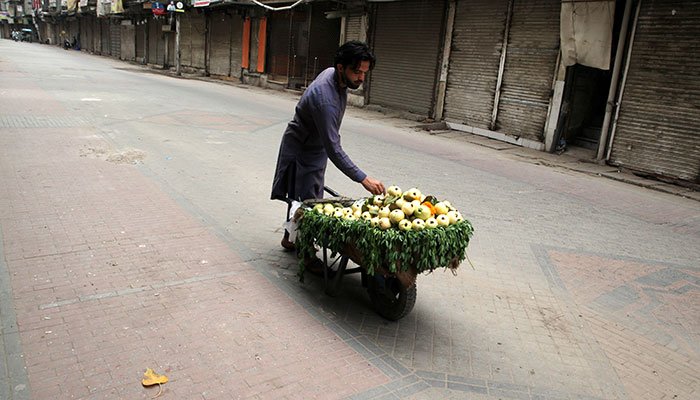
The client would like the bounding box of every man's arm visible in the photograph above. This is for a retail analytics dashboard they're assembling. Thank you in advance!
[312,103,366,182]
[312,103,385,194]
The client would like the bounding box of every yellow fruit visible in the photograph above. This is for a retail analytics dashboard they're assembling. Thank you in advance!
[389,209,405,224]
[398,219,412,231]
[447,211,458,224]
[401,202,415,217]
[378,206,391,218]
[434,202,449,215]
[387,186,402,197]
[379,217,392,230]
[412,219,426,231]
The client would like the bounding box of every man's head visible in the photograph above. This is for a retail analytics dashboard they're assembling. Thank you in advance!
[334,41,376,90]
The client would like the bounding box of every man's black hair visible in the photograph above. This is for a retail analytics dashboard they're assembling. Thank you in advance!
[334,41,376,70]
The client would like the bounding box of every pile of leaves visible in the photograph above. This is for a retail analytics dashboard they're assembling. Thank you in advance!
[295,205,474,278]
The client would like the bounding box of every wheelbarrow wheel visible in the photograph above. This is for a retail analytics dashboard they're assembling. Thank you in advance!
[368,275,416,321]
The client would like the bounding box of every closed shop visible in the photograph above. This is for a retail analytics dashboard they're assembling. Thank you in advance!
[148,17,164,65]
[496,0,560,141]
[306,2,340,82]
[110,21,121,58]
[209,10,244,77]
[91,17,101,53]
[101,18,110,56]
[369,0,445,116]
[136,22,146,62]
[443,0,509,129]
[120,23,135,61]
[180,12,206,70]
[266,6,308,84]
[609,0,700,183]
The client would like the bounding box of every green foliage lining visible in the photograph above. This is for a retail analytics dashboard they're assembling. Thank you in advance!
[296,209,474,280]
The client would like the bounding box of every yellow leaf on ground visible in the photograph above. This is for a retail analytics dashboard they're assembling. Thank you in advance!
[142,368,169,386]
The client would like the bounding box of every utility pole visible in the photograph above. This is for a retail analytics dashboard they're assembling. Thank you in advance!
[176,13,181,76]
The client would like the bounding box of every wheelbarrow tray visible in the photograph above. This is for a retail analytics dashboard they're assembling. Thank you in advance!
[295,205,473,282]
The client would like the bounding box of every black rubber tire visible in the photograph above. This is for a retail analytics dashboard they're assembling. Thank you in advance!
[368,275,417,321]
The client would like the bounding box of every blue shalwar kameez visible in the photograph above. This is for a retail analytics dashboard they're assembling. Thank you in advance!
[271,67,367,202]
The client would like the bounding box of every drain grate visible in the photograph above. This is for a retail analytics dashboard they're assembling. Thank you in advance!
[0,115,93,129]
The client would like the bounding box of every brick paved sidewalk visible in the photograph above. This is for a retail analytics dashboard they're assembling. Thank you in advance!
[0,126,390,399]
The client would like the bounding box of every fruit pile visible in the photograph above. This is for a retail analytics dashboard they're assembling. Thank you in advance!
[310,186,465,232]
[296,186,474,278]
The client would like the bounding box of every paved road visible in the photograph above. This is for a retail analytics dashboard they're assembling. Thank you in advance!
[1,40,698,400]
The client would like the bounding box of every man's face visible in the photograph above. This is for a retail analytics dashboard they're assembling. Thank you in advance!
[337,60,370,90]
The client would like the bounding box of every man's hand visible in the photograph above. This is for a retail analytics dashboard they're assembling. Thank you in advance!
[361,177,385,195]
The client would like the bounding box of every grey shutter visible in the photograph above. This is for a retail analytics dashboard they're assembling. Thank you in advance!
[443,0,509,129]
[610,0,700,183]
[181,13,206,69]
[210,11,232,76]
[101,19,110,55]
[369,0,445,116]
[110,21,120,59]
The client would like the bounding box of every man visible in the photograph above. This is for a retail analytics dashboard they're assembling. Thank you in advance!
[271,41,385,251]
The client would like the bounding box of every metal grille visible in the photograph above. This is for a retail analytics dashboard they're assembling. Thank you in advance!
[110,21,121,59]
[497,0,560,142]
[345,14,362,42]
[443,0,509,129]
[0,115,93,129]
[610,0,700,183]
[369,0,445,116]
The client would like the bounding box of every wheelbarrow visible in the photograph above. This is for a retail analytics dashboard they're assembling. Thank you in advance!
[287,186,470,321]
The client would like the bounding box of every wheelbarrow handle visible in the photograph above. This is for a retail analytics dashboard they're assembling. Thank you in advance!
[323,186,340,197]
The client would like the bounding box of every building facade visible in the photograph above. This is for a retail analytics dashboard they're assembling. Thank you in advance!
[2,0,698,185]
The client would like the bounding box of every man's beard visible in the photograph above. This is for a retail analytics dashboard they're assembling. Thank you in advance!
[341,71,362,90]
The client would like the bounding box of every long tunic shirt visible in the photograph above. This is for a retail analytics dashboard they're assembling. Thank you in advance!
[271,67,367,202]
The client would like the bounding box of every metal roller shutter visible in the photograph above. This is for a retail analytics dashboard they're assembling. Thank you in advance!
[610,0,700,183]
[497,0,560,141]
[443,0,509,129]
[189,13,206,69]
[120,24,135,61]
[267,8,308,83]
[136,23,145,60]
[101,19,110,55]
[110,21,120,58]
[210,11,232,76]
[370,0,445,116]
[148,18,164,65]
[229,16,244,78]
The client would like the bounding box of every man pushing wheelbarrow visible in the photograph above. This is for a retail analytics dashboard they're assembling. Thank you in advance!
[270,41,385,274]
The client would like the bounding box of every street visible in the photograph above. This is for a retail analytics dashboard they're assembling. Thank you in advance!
[1,40,698,400]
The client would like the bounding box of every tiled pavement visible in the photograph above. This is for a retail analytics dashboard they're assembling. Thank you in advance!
[1,40,699,400]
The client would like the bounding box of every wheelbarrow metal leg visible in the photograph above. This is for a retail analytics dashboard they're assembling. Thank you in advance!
[324,256,349,297]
